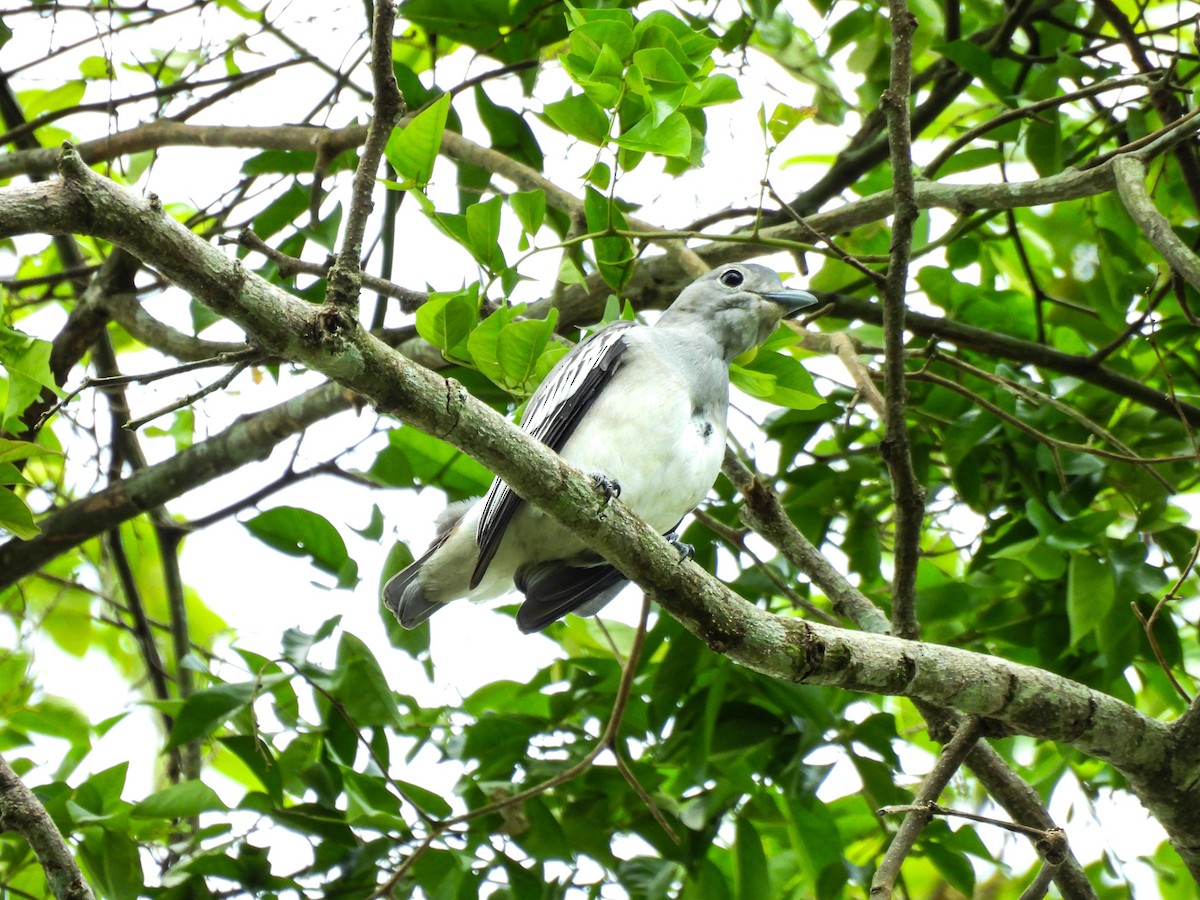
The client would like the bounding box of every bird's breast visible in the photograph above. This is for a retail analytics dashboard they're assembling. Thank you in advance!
[554,359,727,534]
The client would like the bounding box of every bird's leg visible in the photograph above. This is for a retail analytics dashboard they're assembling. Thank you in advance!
[589,473,621,505]
[667,536,694,561]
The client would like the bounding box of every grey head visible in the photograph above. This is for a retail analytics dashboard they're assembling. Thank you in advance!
[656,263,819,362]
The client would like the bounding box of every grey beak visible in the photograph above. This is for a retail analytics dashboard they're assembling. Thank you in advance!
[760,288,820,319]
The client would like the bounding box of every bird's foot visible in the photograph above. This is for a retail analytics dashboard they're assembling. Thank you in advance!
[669,537,695,561]
[589,473,621,505]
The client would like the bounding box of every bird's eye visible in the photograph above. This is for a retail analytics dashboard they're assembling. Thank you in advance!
[720,269,744,288]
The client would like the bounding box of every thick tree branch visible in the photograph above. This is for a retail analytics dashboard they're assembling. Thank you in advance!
[0,755,95,900]
[6,146,1196,874]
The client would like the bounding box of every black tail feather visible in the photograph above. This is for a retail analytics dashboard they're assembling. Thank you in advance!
[514,561,628,633]
[382,544,444,628]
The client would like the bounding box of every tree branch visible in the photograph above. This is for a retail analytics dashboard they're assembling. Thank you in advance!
[879,0,925,640]
[1112,155,1200,294]
[0,382,354,586]
[0,755,95,900]
[324,0,401,315]
[871,718,984,898]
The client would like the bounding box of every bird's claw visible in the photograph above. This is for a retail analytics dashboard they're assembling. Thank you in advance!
[669,538,695,561]
[589,473,621,505]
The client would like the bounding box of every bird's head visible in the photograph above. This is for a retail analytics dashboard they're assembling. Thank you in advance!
[660,263,819,362]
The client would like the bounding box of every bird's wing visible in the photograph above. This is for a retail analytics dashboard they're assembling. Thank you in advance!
[470,321,636,589]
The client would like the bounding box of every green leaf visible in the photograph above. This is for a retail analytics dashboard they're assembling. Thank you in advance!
[369,426,493,499]
[0,325,56,431]
[730,350,822,410]
[0,437,58,464]
[395,778,453,818]
[615,110,692,158]
[475,87,544,171]
[330,632,403,729]
[19,81,86,119]
[0,487,38,539]
[219,735,283,803]
[496,310,559,394]
[685,73,741,107]
[385,92,451,188]
[1067,552,1116,646]
[166,677,284,749]
[243,506,358,588]
[569,18,636,66]
[131,780,228,819]
[584,187,635,289]
[510,190,546,236]
[10,697,90,746]
[762,102,816,144]
[467,303,522,386]
[542,92,610,145]
[251,181,309,239]
[79,828,142,900]
[464,194,506,271]
[415,285,481,361]
[733,817,770,900]
[925,841,976,896]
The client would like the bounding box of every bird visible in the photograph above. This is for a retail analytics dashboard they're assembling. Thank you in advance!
[382,262,818,633]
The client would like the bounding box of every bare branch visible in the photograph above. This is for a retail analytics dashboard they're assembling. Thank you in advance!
[879,0,925,640]
[324,0,402,315]
[227,228,427,312]
[871,718,983,898]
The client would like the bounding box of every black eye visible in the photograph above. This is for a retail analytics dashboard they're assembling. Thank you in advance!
[720,268,744,288]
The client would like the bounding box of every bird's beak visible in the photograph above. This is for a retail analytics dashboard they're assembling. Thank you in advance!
[760,288,820,319]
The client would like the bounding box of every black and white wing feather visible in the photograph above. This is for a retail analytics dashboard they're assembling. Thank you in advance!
[469,321,636,588]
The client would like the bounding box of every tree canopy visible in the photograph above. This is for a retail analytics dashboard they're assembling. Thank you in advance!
[2,0,1200,898]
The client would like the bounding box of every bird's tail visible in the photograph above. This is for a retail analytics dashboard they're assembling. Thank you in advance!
[514,560,628,634]
[382,501,474,629]
[381,544,445,628]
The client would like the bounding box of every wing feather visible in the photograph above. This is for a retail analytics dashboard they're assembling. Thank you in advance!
[469,322,636,589]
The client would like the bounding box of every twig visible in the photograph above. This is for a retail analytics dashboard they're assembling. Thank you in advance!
[879,0,926,640]
[612,751,681,844]
[827,332,886,417]
[908,367,1186,476]
[878,801,1068,846]
[870,718,983,898]
[1133,533,1200,703]
[324,0,403,314]
[763,180,887,289]
[158,525,200,783]
[722,450,892,634]
[441,593,652,827]
[36,349,258,431]
[1019,859,1059,900]
[123,362,249,431]
[921,72,1161,178]
[692,508,840,625]
[227,229,427,312]
[370,595,657,899]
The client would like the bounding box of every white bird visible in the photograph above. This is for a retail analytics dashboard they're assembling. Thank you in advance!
[383,263,818,632]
